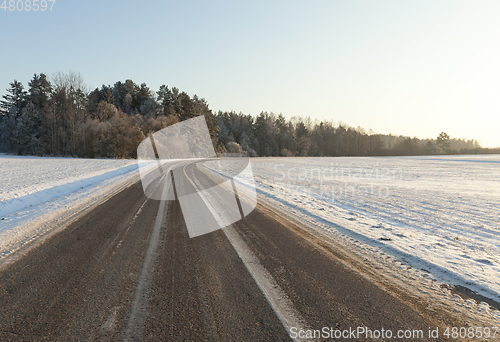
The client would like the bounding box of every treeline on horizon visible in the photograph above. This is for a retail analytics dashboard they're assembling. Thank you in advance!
[1,72,498,159]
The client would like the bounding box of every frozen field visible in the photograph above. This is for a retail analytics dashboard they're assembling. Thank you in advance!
[0,154,140,259]
[1,153,499,315]
[204,155,500,306]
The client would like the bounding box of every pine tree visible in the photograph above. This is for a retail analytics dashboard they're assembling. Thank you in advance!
[28,74,52,110]
[0,80,27,116]
[0,81,28,152]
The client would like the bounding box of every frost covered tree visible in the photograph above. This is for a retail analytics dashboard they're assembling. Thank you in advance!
[0,80,27,115]
[253,112,279,156]
[436,132,451,152]
[0,81,28,152]
[225,141,244,154]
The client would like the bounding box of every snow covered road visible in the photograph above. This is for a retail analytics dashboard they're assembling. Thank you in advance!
[0,158,475,340]
[1,153,499,322]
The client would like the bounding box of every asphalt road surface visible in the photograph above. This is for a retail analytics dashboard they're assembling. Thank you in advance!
[0,160,461,341]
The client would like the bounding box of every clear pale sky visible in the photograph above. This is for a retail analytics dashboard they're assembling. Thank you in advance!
[1,0,499,147]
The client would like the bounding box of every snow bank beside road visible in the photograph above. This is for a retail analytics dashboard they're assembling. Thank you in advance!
[0,154,144,260]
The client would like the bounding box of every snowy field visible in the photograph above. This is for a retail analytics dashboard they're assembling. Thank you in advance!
[1,153,499,318]
[204,155,500,308]
[0,154,141,260]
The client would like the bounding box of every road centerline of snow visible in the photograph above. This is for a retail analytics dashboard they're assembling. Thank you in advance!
[183,161,311,341]
[123,174,169,341]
